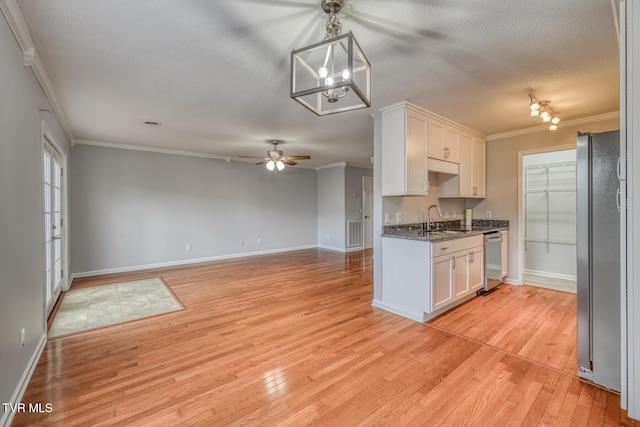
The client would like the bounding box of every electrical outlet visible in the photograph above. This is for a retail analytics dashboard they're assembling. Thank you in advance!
[257,238,262,245]
[384,213,390,224]
[493,211,498,219]
[444,211,450,219]
[396,212,402,223]
[486,210,492,219]
[240,240,244,246]
[185,244,192,252]
[20,328,25,349]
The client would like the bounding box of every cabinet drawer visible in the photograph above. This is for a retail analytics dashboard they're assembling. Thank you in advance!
[432,241,454,257]
[453,235,484,252]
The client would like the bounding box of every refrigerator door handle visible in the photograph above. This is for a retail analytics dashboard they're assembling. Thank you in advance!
[616,187,621,212]
[617,157,622,181]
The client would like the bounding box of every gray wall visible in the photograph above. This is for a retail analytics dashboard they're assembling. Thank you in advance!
[0,13,71,420]
[345,165,373,223]
[70,144,318,274]
[317,165,346,250]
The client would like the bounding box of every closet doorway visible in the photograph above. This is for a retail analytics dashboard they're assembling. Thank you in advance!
[520,147,577,292]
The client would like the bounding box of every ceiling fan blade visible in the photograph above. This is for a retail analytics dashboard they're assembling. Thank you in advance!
[255,159,269,165]
[283,155,311,160]
[282,159,298,166]
[237,155,266,159]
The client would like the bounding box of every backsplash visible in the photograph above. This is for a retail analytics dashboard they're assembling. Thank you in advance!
[383,218,509,233]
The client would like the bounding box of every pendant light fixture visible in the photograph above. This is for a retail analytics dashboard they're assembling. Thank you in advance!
[290,0,371,116]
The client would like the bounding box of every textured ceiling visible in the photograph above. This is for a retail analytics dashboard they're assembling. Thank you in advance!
[17,0,619,168]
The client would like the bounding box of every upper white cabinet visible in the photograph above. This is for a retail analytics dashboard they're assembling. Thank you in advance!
[428,118,459,164]
[381,101,485,197]
[440,132,486,198]
[381,103,429,196]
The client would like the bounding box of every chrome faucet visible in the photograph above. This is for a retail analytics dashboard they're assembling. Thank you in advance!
[426,204,443,231]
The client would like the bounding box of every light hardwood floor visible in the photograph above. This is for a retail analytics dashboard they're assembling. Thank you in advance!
[12,248,638,426]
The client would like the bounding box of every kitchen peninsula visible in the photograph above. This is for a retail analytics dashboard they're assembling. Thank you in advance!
[374,219,509,322]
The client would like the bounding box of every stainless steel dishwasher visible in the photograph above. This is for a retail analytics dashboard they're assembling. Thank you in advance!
[484,231,504,291]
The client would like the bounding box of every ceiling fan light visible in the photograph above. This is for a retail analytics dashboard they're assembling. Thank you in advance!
[266,160,275,171]
[550,124,558,130]
[551,117,560,124]
[276,160,285,171]
[531,110,539,117]
[542,114,551,122]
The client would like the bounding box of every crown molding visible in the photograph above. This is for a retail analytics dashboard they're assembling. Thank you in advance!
[0,0,75,145]
[487,111,620,141]
[76,139,234,162]
[316,162,347,171]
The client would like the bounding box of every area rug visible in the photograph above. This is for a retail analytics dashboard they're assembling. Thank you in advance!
[48,278,183,338]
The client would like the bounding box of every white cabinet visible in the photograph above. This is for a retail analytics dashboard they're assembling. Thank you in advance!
[501,230,508,278]
[378,234,488,322]
[428,119,459,164]
[430,235,484,312]
[440,133,486,198]
[432,254,454,310]
[381,103,429,196]
[469,246,485,292]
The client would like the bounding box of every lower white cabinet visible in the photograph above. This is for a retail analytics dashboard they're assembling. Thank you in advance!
[432,253,454,310]
[379,234,485,322]
[429,235,484,313]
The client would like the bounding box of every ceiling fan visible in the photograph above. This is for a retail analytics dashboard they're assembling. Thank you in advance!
[239,140,311,171]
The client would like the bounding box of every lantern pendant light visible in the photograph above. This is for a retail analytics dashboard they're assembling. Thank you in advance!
[290,0,371,116]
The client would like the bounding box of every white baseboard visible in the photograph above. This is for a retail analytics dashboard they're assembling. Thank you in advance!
[317,244,347,253]
[1,333,47,427]
[71,245,318,279]
[371,299,425,323]
[524,269,576,281]
[503,277,519,285]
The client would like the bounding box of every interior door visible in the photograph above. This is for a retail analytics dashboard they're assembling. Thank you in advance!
[43,140,65,316]
[362,176,373,249]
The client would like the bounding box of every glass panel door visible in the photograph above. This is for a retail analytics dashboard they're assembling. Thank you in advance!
[44,141,64,316]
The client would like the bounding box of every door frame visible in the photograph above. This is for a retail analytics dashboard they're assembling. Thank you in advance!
[41,120,69,318]
[362,176,373,249]
[516,144,575,286]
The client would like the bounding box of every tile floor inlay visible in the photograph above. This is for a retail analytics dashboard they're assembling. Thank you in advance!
[48,278,182,338]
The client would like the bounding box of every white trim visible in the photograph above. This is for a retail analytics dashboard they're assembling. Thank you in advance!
[516,144,575,287]
[71,245,319,278]
[0,333,47,427]
[488,112,620,141]
[0,0,75,145]
[523,269,576,282]
[380,100,487,140]
[315,162,347,171]
[76,139,233,162]
[503,277,519,286]
[371,299,425,323]
[316,244,347,253]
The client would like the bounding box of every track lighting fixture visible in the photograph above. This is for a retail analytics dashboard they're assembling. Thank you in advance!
[528,94,560,130]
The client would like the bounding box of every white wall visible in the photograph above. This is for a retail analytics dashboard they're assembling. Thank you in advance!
[70,144,318,275]
[0,12,71,423]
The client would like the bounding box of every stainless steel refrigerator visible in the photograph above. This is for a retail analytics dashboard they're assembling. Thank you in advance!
[576,130,621,391]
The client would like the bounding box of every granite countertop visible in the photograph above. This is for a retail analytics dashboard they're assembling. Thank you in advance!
[382,219,509,242]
